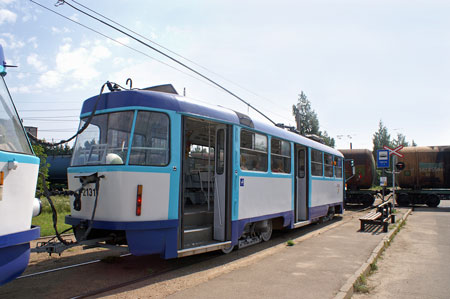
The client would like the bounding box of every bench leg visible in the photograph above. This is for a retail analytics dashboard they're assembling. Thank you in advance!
[360,221,365,231]
[383,222,388,233]
[391,215,396,223]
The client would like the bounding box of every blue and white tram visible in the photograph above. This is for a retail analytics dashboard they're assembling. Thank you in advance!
[66,85,344,258]
[0,45,41,285]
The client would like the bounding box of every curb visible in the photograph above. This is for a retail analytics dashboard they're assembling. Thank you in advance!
[333,209,412,299]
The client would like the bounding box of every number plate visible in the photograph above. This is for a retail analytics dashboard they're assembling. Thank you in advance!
[81,184,97,199]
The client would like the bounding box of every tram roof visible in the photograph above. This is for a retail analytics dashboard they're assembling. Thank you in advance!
[81,89,342,156]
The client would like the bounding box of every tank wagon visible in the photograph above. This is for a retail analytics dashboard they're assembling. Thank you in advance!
[396,146,450,207]
[47,155,71,189]
[65,85,344,258]
[339,149,377,206]
[0,45,41,285]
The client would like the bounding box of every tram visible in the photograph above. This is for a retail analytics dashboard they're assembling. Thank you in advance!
[0,45,41,285]
[66,84,344,258]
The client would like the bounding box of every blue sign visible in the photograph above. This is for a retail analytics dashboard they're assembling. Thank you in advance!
[240,178,244,187]
[377,149,390,168]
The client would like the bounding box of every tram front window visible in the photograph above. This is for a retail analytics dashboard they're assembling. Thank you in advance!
[71,111,134,166]
[0,77,32,154]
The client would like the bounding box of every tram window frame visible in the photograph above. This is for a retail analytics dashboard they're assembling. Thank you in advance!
[324,153,333,177]
[311,149,323,176]
[270,138,291,174]
[334,156,343,178]
[216,129,225,175]
[129,111,170,166]
[240,129,268,172]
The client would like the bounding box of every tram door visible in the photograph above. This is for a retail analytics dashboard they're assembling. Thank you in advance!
[214,126,227,241]
[296,145,309,222]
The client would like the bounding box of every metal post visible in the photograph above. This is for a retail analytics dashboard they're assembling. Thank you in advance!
[392,155,396,205]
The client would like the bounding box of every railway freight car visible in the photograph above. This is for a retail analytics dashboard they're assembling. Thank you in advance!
[0,45,41,285]
[46,155,71,189]
[64,83,344,259]
[396,146,450,207]
[339,149,378,206]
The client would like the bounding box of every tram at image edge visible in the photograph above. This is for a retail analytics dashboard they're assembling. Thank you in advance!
[0,45,41,285]
[66,84,344,258]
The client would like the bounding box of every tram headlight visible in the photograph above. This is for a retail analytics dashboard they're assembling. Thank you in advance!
[32,197,42,217]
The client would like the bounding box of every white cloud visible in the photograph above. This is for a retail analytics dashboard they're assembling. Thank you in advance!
[0,8,16,25]
[0,0,16,5]
[36,41,114,89]
[106,36,130,46]
[51,27,70,34]
[69,13,79,22]
[38,70,62,88]
[9,86,32,94]
[0,33,24,49]
[27,37,38,49]
[27,53,47,71]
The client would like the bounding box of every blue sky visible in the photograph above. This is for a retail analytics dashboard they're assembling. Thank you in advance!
[1,0,449,149]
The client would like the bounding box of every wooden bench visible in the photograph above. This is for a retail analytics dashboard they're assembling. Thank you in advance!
[360,204,396,232]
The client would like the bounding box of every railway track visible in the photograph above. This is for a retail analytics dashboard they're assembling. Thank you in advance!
[3,208,376,298]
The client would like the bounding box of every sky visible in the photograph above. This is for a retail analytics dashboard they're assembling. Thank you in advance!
[1,0,449,150]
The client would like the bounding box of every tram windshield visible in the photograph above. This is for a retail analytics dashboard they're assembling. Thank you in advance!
[71,111,134,166]
[71,110,170,166]
[0,76,33,154]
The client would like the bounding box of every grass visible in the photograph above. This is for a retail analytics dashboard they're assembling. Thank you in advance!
[32,195,72,237]
[286,240,295,246]
[354,275,370,293]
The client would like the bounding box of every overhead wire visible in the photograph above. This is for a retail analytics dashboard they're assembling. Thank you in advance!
[28,0,219,91]
[56,0,277,125]
[70,0,293,120]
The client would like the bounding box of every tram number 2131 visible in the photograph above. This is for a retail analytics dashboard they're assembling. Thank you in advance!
[82,186,97,198]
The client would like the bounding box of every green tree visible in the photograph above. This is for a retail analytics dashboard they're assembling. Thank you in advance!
[292,91,320,135]
[392,133,409,147]
[32,143,50,194]
[372,120,391,156]
[292,91,335,147]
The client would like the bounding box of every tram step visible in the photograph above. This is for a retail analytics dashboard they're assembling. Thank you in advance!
[183,210,213,227]
[183,225,213,248]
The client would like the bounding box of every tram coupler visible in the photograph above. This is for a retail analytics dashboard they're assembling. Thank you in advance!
[33,236,117,256]
[33,240,76,256]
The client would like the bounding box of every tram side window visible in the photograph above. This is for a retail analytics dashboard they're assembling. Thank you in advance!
[324,153,333,177]
[311,149,323,176]
[271,138,291,173]
[335,156,343,178]
[240,129,267,172]
[129,111,170,166]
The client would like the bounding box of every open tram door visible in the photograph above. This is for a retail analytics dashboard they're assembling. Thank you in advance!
[179,117,231,255]
[295,145,309,222]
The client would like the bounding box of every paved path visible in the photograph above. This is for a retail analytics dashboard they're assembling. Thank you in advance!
[354,201,450,299]
[168,210,403,299]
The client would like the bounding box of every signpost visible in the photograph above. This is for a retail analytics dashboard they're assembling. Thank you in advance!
[377,149,390,168]
[382,145,404,204]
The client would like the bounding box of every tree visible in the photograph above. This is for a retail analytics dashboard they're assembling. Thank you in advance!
[392,133,409,148]
[292,91,320,135]
[372,120,391,156]
[32,144,49,195]
[292,91,335,147]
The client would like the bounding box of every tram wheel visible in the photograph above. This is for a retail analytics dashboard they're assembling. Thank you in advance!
[221,244,235,254]
[260,219,273,242]
[426,194,440,208]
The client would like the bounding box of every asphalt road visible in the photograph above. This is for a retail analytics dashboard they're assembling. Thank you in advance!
[354,200,450,299]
